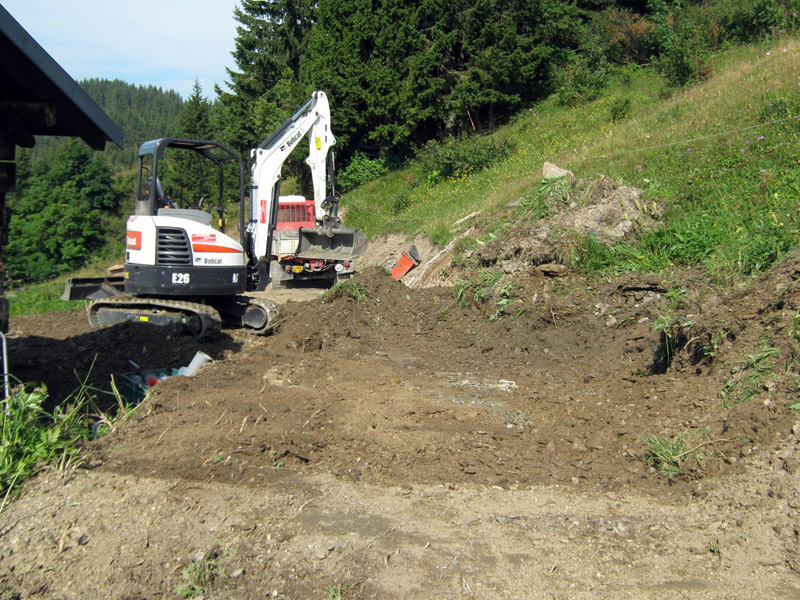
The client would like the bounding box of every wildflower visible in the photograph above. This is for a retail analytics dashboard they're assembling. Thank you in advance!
[741,148,746,153]
[757,136,764,141]
[746,140,750,144]
[687,147,692,152]
[635,164,643,169]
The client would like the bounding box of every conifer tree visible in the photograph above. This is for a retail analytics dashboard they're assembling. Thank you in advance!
[215,0,316,156]
[167,81,216,209]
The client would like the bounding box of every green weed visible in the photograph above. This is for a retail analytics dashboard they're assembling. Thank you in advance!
[652,313,694,373]
[701,324,733,360]
[326,584,349,600]
[0,384,90,514]
[721,343,780,406]
[322,278,369,303]
[490,283,518,322]
[89,377,139,438]
[175,550,222,599]
[440,270,515,321]
[642,433,689,479]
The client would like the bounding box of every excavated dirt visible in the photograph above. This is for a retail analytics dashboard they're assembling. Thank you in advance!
[2,187,800,597]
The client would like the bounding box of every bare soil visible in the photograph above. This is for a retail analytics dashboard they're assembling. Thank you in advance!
[2,216,800,597]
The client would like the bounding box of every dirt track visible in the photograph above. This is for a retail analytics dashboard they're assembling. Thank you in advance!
[2,237,800,598]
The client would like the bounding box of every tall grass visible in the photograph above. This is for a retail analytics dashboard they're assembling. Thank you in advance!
[0,384,90,514]
[342,36,800,282]
[7,252,122,317]
[7,281,82,317]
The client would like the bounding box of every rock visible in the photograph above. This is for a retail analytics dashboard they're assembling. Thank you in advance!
[311,541,331,560]
[538,263,568,277]
[542,162,575,183]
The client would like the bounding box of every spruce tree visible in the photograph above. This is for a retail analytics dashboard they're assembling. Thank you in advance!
[167,81,216,209]
[215,0,316,156]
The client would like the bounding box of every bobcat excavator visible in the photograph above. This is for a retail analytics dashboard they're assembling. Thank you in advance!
[64,91,367,337]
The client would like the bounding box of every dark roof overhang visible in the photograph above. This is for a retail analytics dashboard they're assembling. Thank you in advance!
[0,5,123,150]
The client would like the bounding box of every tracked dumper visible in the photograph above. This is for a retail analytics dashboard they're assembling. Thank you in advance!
[64,92,367,337]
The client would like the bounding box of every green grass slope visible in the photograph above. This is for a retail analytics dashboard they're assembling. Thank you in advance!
[342,36,800,284]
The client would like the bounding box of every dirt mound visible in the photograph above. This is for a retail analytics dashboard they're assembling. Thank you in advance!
[474,175,660,271]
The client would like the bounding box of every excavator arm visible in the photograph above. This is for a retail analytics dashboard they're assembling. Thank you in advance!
[249,91,337,260]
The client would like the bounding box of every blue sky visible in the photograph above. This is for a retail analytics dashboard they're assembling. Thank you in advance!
[2,0,240,99]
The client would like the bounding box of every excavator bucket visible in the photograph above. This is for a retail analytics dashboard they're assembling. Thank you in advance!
[295,227,368,261]
[62,276,125,301]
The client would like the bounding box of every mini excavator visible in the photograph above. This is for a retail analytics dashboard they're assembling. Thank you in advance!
[64,91,367,337]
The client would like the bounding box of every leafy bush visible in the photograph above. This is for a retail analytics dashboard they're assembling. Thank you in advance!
[655,36,712,88]
[337,151,390,191]
[610,97,632,122]
[591,7,659,65]
[722,0,795,42]
[5,139,119,283]
[417,135,514,185]
[555,47,611,106]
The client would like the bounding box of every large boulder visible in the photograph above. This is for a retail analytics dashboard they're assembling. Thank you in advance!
[542,161,575,183]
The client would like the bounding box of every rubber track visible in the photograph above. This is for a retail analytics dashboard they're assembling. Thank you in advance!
[88,295,222,337]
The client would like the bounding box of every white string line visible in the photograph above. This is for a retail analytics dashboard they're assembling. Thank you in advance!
[585,114,800,161]
[344,114,800,226]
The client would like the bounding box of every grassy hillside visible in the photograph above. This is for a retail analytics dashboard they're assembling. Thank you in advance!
[342,36,800,284]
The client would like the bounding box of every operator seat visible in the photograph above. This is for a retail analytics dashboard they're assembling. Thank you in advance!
[146,176,176,209]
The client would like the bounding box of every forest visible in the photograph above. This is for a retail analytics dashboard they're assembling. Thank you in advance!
[5,0,800,284]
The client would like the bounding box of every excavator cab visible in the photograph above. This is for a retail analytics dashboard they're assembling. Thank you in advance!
[134,138,245,229]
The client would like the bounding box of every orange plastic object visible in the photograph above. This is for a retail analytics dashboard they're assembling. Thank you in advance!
[390,250,419,280]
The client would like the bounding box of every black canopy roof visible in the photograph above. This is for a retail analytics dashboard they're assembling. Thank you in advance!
[0,5,123,150]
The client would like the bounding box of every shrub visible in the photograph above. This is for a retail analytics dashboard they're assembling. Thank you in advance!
[610,97,632,122]
[592,7,659,65]
[655,31,712,88]
[555,47,610,106]
[417,134,514,185]
[337,151,390,191]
